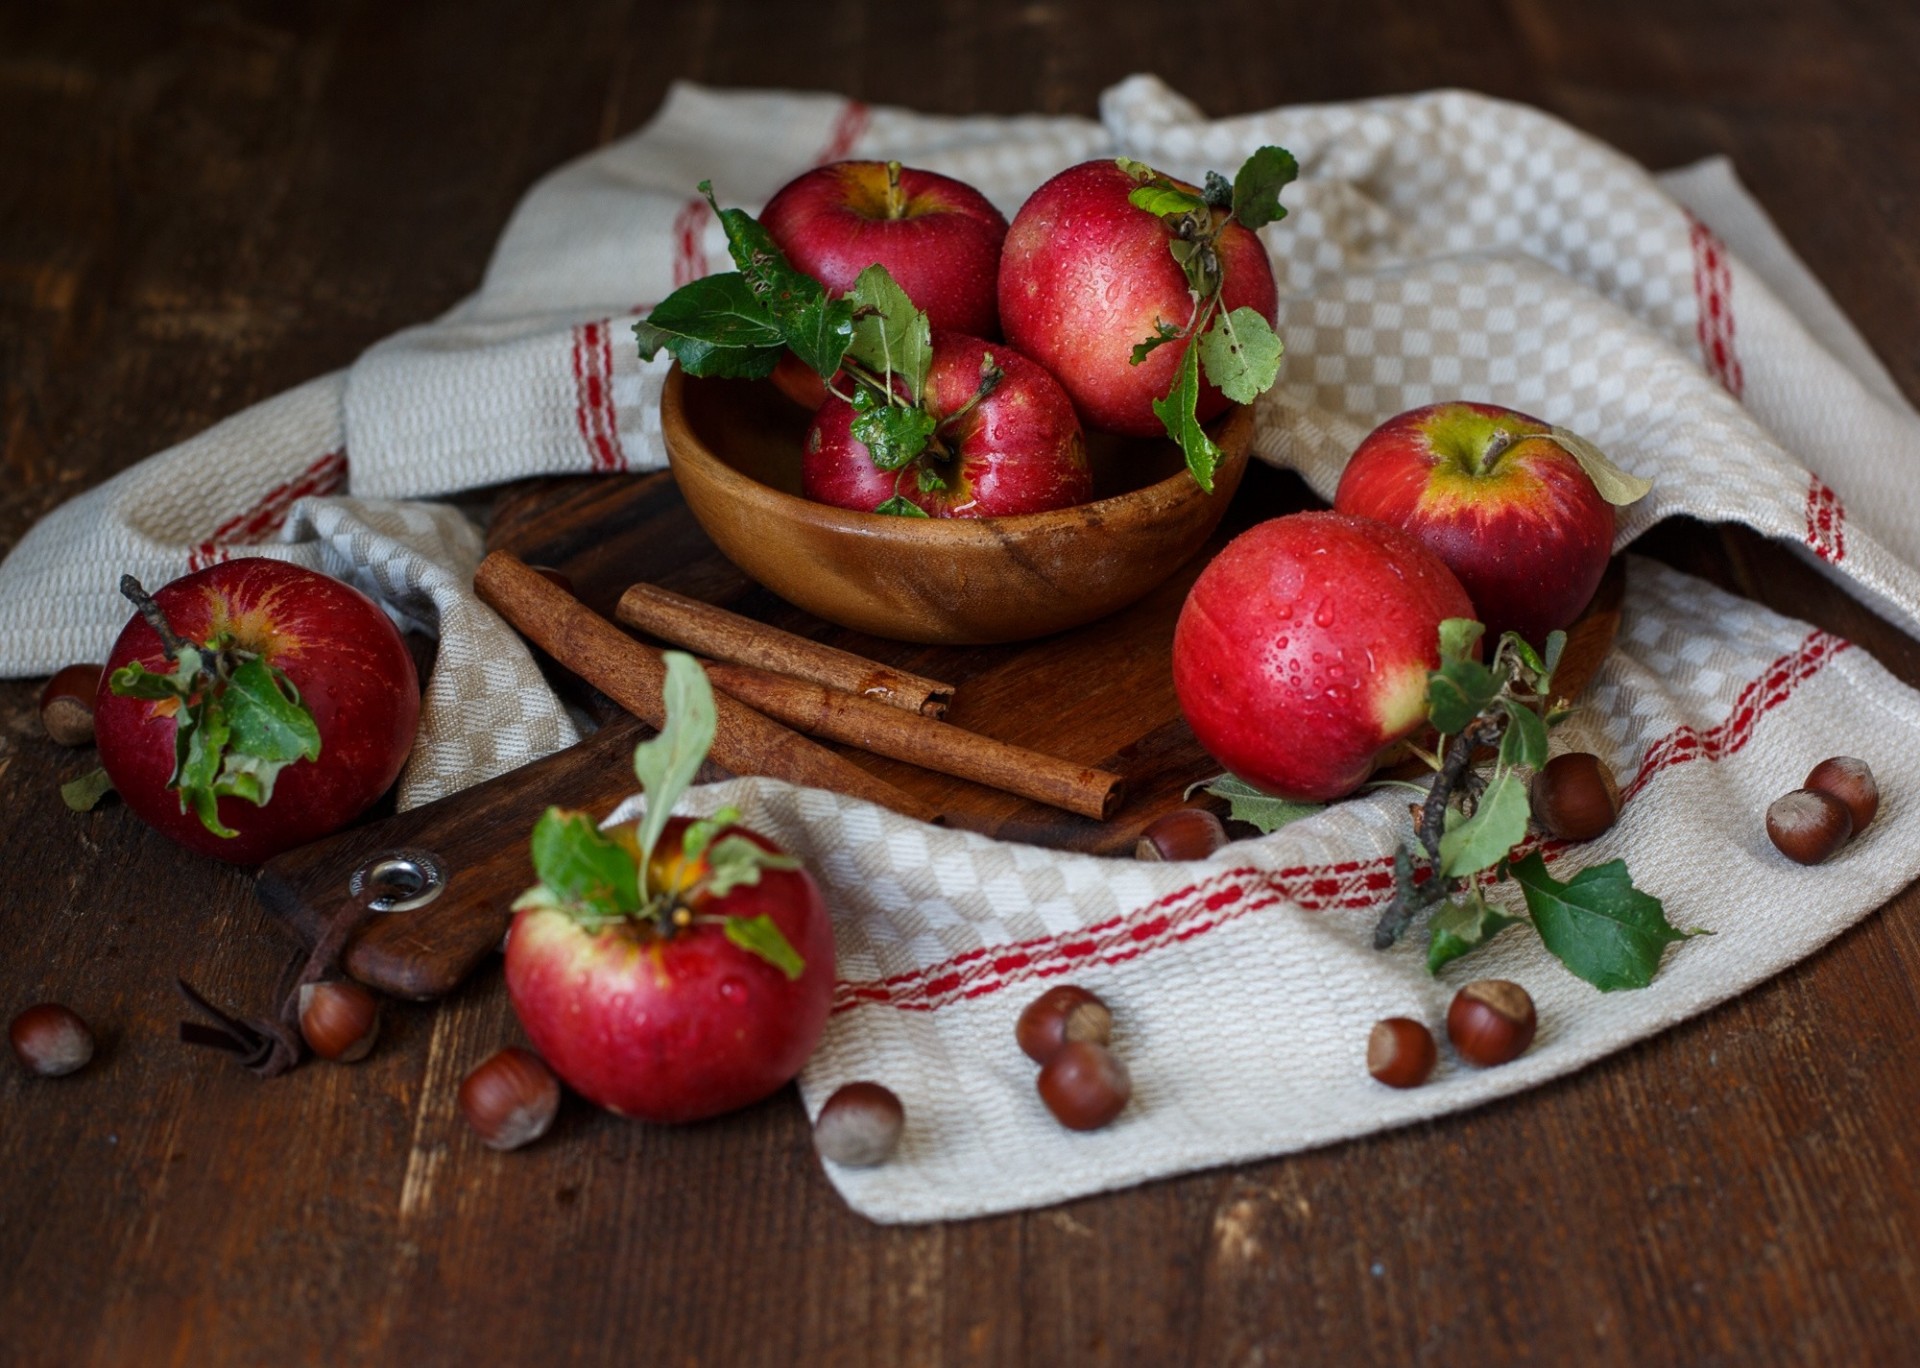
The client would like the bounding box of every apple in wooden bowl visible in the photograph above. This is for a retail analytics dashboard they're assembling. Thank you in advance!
[661,365,1254,645]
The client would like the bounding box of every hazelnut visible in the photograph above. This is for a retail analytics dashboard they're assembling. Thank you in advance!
[1446,980,1537,1067]
[297,980,381,1063]
[1766,788,1852,865]
[1529,752,1620,841]
[459,1047,561,1151]
[1015,984,1112,1064]
[1135,807,1228,860]
[38,664,103,747]
[1366,1017,1437,1088]
[1804,756,1877,835]
[10,1002,95,1077]
[1036,1039,1131,1131]
[813,1081,904,1167]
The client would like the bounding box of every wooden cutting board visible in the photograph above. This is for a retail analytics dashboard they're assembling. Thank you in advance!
[254,458,1622,999]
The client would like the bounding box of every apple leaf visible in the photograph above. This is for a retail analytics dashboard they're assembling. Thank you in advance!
[1152,344,1223,494]
[850,387,937,471]
[874,494,930,517]
[678,806,741,864]
[1428,658,1503,736]
[632,652,718,897]
[1548,425,1653,507]
[1511,852,1697,991]
[700,833,802,900]
[1497,698,1550,770]
[1437,768,1529,878]
[844,263,932,403]
[1439,618,1485,665]
[1128,182,1208,220]
[60,766,115,812]
[1426,889,1524,973]
[1201,774,1322,832]
[633,274,787,379]
[1131,319,1184,366]
[1197,307,1284,405]
[722,913,806,981]
[701,181,855,380]
[527,806,641,930]
[1231,145,1299,233]
[222,659,322,770]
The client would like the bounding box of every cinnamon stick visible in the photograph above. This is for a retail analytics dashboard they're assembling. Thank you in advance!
[699,660,1124,821]
[474,551,942,825]
[616,582,954,718]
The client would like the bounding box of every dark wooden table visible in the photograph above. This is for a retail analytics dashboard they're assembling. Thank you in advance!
[5,3,1919,1363]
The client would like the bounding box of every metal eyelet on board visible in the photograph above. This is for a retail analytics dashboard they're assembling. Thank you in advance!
[348,848,449,913]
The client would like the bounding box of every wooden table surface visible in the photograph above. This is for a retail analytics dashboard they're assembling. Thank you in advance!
[5,3,1919,1364]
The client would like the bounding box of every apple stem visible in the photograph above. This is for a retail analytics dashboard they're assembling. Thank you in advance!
[120,574,191,663]
[884,160,905,220]
[1476,429,1516,477]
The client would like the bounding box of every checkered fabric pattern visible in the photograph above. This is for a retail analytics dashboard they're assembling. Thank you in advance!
[5,76,1920,1220]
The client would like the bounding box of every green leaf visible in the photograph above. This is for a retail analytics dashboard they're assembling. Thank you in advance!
[1511,852,1693,991]
[680,806,741,864]
[176,697,236,837]
[632,652,718,895]
[722,913,806,980]
[1115,156,1157,182]
[223,659,322,768]
[633,274,786,380]
[1231,145,1299,232]
[1129,182,1208,219]
[702,182,855,379]
[873,494,930,517]
[528,807,641,929]
[1439,618,1486,665]
[1437,769,1530,878]
[1541,630,1567,680]
[1426,890,1523,973]
[108,649,202,701]
[1130,319,1183,366]
[1498,699,1550,770]
[700,833,802,899]
[844,264,933,402]
[850,387,937,471]
[1427,659,1502,735]
[1151,343,1223,493]
[1548,425,1653,507]
[60,767,115,812]
[1203,775,1322,833]
[1196,306,1283,405]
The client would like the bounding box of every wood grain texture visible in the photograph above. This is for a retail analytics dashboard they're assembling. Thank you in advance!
[3,3,1919,1365]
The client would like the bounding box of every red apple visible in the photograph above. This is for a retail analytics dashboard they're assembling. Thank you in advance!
[762,160,1010,409]
[505,815,835,1125]
[93,557,420,863]
[1173,511,1476,801]
[1333,402,1616,647]
[998,159,1279,438]
[802,330,1092,517]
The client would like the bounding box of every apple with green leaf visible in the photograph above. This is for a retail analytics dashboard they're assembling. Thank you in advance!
[997,150,1293,490]
[505,653,835,1125]
[756,160,1008,411]
[802,327,1091,517]
[86,558,420,864]
[1333,401,1652,647]
[1172,511,1476,802]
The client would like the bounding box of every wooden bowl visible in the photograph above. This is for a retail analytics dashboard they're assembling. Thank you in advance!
[661,366,1255,645]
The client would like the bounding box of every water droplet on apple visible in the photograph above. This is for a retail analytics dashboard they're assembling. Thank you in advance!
[719,976,749,1005]
[1314,598,1336,628]
[1274,636,1289,649]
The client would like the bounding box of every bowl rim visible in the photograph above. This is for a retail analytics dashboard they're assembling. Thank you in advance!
[661,364,1255,543]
